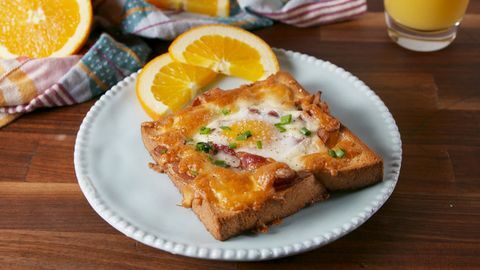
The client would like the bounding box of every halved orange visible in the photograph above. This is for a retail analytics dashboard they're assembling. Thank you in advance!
[0,0,92,58]
[169,24,279,81]
[147,0,230,17]
[136,53,217,119]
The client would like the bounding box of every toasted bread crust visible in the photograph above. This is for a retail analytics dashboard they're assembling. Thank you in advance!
[141,71,384,240]
[315,161,383,191]
[142,124,328,241]
[143,123,329,240]
[169,170,328,240]
[316,128,383,191]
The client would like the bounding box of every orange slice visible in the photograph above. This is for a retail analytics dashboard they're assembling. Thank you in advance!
[147,0,230,17]
[136,53,217,119]
[169,24,279,81]
[0,0,92,58]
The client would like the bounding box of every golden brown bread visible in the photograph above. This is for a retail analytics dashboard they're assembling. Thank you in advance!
[141,71,383,240]
[315,128,383,191]
[142,123,329,240]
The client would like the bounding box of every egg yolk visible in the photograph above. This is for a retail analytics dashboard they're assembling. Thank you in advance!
[222,120,274,147]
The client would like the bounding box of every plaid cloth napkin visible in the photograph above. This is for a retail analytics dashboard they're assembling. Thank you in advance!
[241,0,367,27]
[0,0,366,128]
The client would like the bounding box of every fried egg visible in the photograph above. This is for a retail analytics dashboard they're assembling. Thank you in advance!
[193,102,326,170]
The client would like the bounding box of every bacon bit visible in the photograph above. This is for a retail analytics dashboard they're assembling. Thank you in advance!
[313,91,332,115]
[171,163,195,180]
[268,110,279,117]
[249,108,260,114]
[237,152,270,170]
[191,98,201,106]
[326,118,341,132]
[275,167,296,179]
[213,143,237,156]
[191,96,205,106]
[294,101,302,110]
[317,128,329,144]
[273,167,297,191]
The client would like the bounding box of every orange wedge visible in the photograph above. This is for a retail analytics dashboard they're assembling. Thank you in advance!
[136,53,217,119]
[0,0,92,58]
[169,24,279,81]
[147,0,230,17]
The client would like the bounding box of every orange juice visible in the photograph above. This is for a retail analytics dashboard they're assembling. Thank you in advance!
[384,0,469,31]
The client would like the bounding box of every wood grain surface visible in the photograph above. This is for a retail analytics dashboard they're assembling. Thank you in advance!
[1,1,480,269]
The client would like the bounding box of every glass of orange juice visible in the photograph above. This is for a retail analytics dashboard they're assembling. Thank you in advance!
[384,0,469,51]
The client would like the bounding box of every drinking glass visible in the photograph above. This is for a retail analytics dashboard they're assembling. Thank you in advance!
[384,0,470,52]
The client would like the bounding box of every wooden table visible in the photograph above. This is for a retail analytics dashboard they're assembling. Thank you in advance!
[1,2,479,269]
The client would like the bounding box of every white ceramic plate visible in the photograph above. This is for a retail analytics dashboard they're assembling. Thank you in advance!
[74,49,402,261]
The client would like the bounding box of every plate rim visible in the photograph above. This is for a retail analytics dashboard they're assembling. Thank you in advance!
[74,48,403,261]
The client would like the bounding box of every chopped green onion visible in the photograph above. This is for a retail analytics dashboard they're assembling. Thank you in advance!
[195,142,212,153]
[274,115,292,133]
[190,169,198,176]
[236,134,247,141]
[274,123,287,132]
[199,126,212,135]
[228,143,237,149]
[335,148,346,158]
[236,130,252,141]
[221,108,230,115]
[256,140,263,149]
[220,126,231,131]
[300,127,311,136]
[214,159,229,167]
[328,148,346,158]
[280,114,292,125]
[159,149,167,154]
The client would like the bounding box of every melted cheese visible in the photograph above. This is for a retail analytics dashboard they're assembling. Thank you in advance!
[149,74,358,211]
[193,103,326,170]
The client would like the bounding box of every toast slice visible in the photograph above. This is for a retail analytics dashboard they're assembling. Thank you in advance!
[141,71,383,240]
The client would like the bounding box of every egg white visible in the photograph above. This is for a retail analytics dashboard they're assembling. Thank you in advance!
[193,103,324,170]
